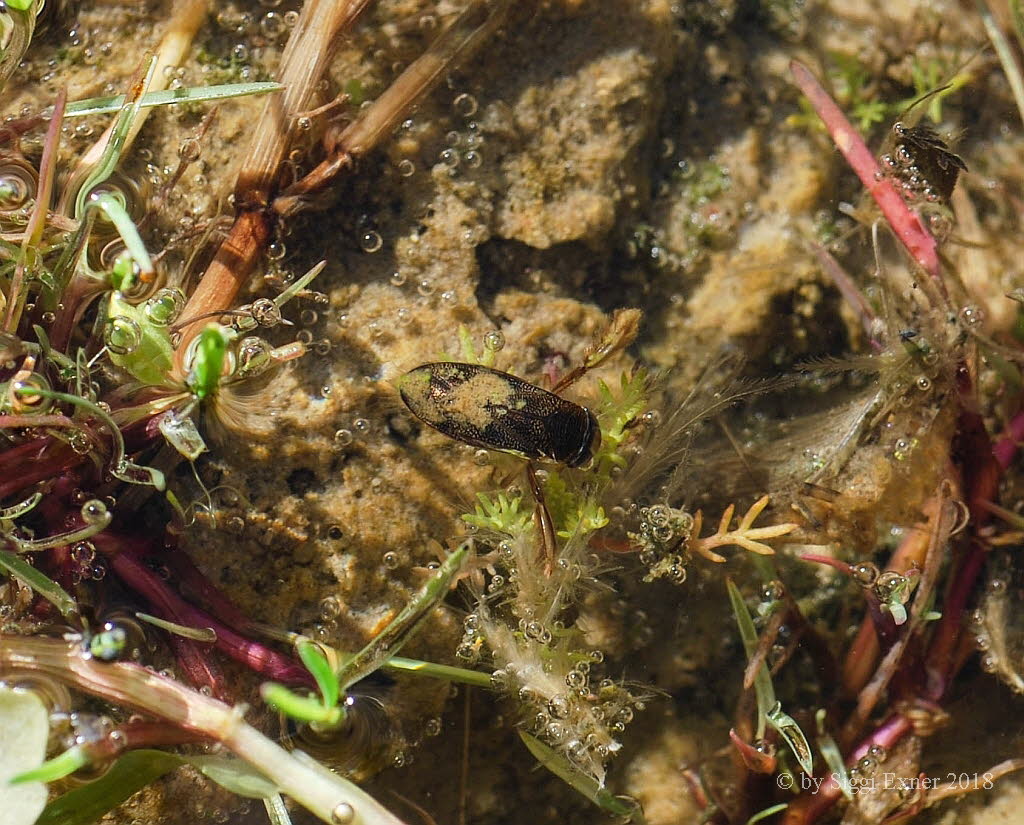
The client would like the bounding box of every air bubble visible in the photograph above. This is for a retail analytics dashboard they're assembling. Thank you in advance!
[397,159,415,177]
[417,279,435,297]
[464,150,482,169]
[360,230,382,252]
[390,271,407,287]
[440,148,460,168]
[852,562,879,586]
[333,429,353,446]
[104,316,141,355]
[299,309,318,326]
[81,499,109,525]
[145,288,185,326]
[960,305,984,327]
[453,93,478,117]
[318,596,342,620]
[483,330,505,351]
[331,803,355,824]
[251,298,282,326]
[353,418,370,433]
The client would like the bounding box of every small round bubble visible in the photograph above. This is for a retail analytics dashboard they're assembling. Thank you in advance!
[144,288,185,326]
[359,230,382,253]
[417,279,435,297]
[453,93,478,117]
[333,429,353,446]
[483,330,505,351]
[397,159,415,177]
[251,298,282,326]
[104,316,141,355]
[81,499,109,525]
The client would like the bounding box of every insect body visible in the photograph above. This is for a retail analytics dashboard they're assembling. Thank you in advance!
[398,362,600,467]
[883,122,966,204]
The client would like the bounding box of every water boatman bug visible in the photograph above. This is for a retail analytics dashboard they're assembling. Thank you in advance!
[397,362,601,467]
[397,310,642,574]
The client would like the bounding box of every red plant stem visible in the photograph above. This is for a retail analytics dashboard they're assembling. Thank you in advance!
[95,533,312,688]
[81,719,210,763]
[789,60,943,287]
[992,409,1024,471]
[0,437,83,501]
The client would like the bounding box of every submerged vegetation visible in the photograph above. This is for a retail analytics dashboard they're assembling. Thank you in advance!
[3,1,1024,825]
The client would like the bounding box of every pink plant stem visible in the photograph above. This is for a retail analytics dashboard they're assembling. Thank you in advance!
[95,533,312,688]
[789,60,943,287]
[992,409,1024,470]
[0,437,83,500]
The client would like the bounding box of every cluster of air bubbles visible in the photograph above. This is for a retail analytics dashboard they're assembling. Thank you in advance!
[491,651,643,778]
[456,612,483,661]
[628,504,694,583]
[846,743,889,789]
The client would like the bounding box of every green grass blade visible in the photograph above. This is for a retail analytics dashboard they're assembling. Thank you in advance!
[64,82,284,119]
[0,549,78,619]
[34,750,182,825]
[297,640,340,708]
[726,578,774,738]
[519,732,644,822]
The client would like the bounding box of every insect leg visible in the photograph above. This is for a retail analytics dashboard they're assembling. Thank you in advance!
[526,462,556,577]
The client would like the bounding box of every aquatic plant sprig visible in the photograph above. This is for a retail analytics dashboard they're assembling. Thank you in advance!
[0,635,408,825]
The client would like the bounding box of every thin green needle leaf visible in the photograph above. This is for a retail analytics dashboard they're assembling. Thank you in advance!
[89,193,153,276]
[384,656,494,687]
[519,732,644,822]
[0,549,78,619]
[726,578,774,738]
[74,56,157,219]
[297,640,340,709]
[10,747,89,785]
[63,82,284,119]
[746,804,789,825]
[135,612,217,643]
[337,544,468,690]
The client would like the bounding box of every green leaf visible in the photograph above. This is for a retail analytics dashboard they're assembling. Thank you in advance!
[64,82,284,119]
[0,686,50,825]
[766,703,814,776]
[35,750,279,825]
[189,756,279,799]
[519,732,644,822]
[260,683,344,727]
[106,291,173,387]
[0,548,78,618]
[298,640,340,709]
[35,750,181,825]
[726,578,775,738]
[10,746,89,785]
